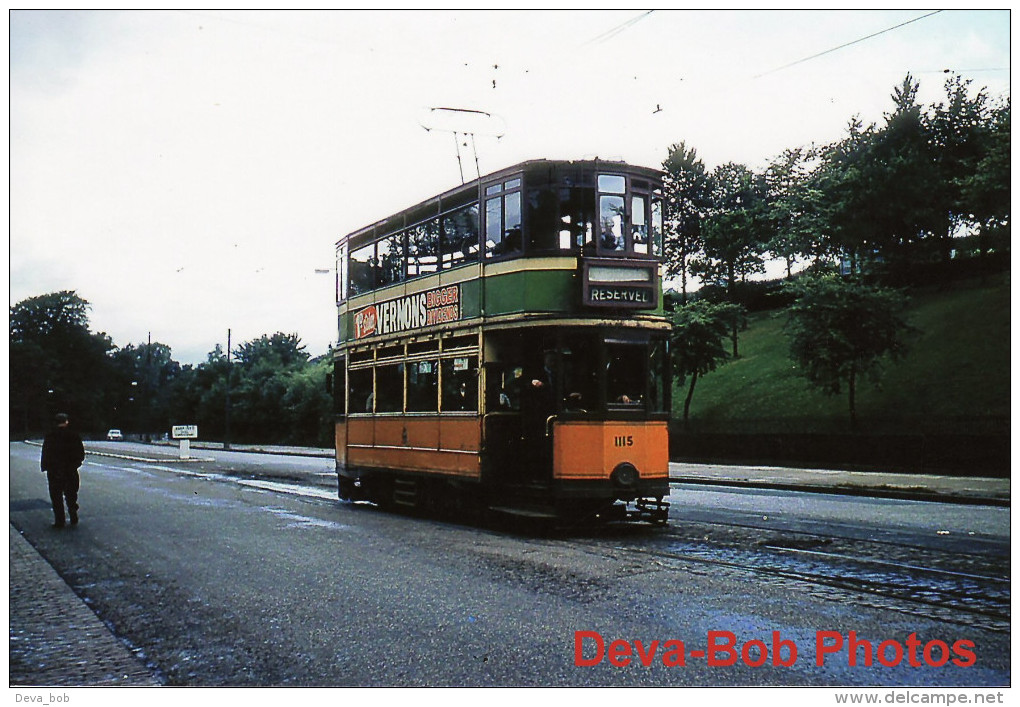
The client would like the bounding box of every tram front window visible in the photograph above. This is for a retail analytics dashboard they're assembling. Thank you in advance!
[606,343,648,407]
[560,339,599,413]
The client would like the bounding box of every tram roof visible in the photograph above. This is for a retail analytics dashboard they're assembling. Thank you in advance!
[336,158,663,248]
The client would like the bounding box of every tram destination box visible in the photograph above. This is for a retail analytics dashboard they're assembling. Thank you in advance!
[581,260,658,309]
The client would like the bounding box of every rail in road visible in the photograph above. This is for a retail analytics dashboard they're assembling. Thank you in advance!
[75,441,1011,636]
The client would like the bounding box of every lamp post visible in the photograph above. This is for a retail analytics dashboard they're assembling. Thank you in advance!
[224,328,232,450]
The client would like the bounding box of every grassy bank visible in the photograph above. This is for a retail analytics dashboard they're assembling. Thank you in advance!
[677,275,1010,436]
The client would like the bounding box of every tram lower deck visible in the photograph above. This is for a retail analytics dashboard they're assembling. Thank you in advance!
[335,323,671,525]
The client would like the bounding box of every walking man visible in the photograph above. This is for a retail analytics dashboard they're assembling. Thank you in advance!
[40,413,85,528]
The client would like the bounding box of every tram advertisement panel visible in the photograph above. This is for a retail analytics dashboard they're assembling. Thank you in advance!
[354,285,461,340]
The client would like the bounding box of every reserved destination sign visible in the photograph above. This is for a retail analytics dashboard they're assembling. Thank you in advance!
[172,425,198,439]
[587,285,654,305]
[582,260,658,309]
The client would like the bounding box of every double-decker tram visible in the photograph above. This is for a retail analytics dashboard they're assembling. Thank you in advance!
[333,159,671,525]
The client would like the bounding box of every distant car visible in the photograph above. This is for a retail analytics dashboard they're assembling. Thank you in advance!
[106,429,124,441]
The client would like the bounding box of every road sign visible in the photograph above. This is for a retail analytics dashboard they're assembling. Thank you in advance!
[172,425,198,439]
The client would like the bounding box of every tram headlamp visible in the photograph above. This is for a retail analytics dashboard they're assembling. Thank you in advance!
[610,462,639,488]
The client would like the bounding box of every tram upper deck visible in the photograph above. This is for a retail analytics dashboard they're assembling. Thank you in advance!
[335,159,667,347]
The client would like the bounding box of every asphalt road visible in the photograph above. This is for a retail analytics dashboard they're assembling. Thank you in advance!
[8,442,1010,687]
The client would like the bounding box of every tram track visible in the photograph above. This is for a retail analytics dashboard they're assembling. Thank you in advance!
[557,518,1010,635]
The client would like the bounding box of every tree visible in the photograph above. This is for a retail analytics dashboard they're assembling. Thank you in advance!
[809,117,880,274]
[230,333,311,443]
[924,74,995,284]
[784,273,913,429]
[235,332,308,370]
[10,291,116,436]
[110,340,182,437]
[661,142,713,303]
[669,299,739,428]
[870,74,942,272]
[691,162,768,357]
[693,163,769,294]
[764,148,823,277]
[959,95,1010,271]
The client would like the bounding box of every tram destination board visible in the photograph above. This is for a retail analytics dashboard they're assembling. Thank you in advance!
[582,260,658,309]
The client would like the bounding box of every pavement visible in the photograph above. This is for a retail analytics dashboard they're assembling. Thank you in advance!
[9,525,160,686]
[8,443,1009,687]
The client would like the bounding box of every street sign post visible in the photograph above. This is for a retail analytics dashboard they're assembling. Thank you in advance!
[171,425,198,459]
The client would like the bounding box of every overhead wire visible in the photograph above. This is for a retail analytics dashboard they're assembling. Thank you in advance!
[754,10,943,79]
[584,10,655,45]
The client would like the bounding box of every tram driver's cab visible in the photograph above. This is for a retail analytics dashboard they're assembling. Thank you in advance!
[482,328,669,488]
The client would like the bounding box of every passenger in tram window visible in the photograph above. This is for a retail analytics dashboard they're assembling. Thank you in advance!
[529,350,558,392]
[564,391,586,412]
[499,367,523,411]
[521,351,558,437]
[607,349,642,406]
[451,383,469,411]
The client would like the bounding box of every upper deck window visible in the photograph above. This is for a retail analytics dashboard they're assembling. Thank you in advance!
[651,195,663,257]
[378,233,405,288]
[407,219,440,278]
[632,195,648,254]
[350,242,376,297]
[441,202,480,268]
[339,163,663,302]
[484,178,523,259]
[597,174,627,252]
[337,241,349,302]
[597,175,626,194]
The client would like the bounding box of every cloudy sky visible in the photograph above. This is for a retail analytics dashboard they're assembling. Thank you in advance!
[9,10,1010,365]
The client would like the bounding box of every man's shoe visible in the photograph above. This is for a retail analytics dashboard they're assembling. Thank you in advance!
[52,522,65,529]
[70,516,78,525]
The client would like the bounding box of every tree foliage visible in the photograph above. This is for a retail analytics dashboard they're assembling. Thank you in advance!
[668,299,741,427]
[784,273,913,428]
[804,73,1007,281]
[692,162,769,294]
[10,291,116,436]
[764,148,823,276]
[661,142,713,302]
[9,293,334,446]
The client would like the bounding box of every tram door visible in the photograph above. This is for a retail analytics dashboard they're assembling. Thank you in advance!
[483,332,556,487]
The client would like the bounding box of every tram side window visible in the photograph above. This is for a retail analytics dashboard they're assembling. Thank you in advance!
[647,339,669,414]
[441,203,480,268]
[377,234,405,288]
[484,182,523,258]
[407,359,439,412]
[337,242,349,302]
[407,219,440,278]
[525,181,560,251]
[349,243,376,297]
[441,356,478,412]
[349,367,374,413]
[375,363,404,413]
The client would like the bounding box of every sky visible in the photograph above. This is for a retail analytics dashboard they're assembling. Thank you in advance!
[9,9,1011,365]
